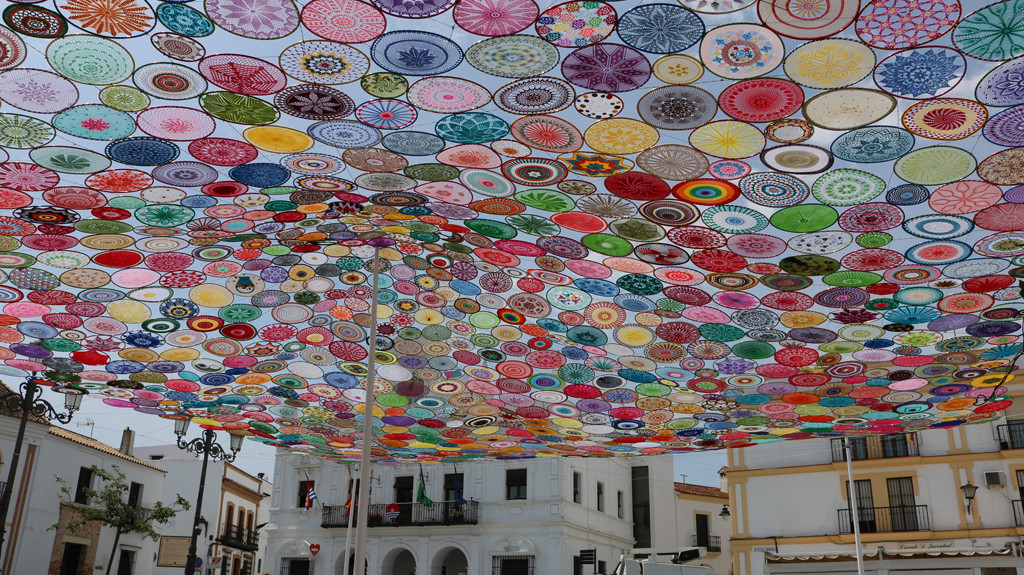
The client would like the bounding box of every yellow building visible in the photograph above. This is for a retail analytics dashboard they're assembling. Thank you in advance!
[725,417,1024,575]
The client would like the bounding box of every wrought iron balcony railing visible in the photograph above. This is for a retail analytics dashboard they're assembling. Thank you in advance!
[322,500,479,528]
[997,422,1024,450]
[218,523,259,551]
[838,505,929,534]
[691,533,721,552]
[831,434,919,462]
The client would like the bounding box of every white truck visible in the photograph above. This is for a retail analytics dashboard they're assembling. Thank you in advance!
[610,547,717,575]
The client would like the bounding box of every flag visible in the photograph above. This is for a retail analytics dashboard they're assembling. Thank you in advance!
[454,464,466,506]
[305,474,318,510]
[343,477,354,512]
[416,465,433,507]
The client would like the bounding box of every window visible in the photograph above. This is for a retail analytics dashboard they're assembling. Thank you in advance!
[572,471,581,504]
[492,555,534,575]
[247,511,254,531]
[116,549,136,575]
[631,466,651,547]
[506,469,527,500]
[74,467,93,504]
[226,503,234,534]
[281,558,311,575]
[148,455,164,461]
[617,491,624,519]
[596,482,604,512]
[296,480,313,508]
[127,482,142,508]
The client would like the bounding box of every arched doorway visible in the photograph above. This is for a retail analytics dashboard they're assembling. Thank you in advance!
[381,547,417,575]
[431,546,469,575]
[333,549,365,575]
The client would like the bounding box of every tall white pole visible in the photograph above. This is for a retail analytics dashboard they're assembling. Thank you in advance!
[342,465,356,575]
[844,437,866,575]
[353,246,381,575]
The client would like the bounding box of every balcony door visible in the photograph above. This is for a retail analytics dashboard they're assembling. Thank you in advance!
[887,477,918,531]
[880,435,909,458]
[394,475,413,524]
[695,513,710,548]
[444,472,464,520]
[845,479,876,532]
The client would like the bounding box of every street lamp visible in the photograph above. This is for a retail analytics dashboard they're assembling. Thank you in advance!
[0,376,84,564]
[176,419,243,575]
[719,505,731,519]
[960,482,978,515]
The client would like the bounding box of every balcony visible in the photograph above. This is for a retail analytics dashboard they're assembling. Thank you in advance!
[838,505,930,534]
[1014,500,1023,527]
[218,523,259,551]
[997,422,1024,450]
[831,434,919,462]
[691,533,721,552]
[321,500,479,528]
[129,506,152,525]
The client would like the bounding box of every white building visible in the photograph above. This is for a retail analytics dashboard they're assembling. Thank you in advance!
[0,386,169,575]
[264,453,730,575]
[672,478,731,575]
[726,417,1024,575]
[134,444,272,575]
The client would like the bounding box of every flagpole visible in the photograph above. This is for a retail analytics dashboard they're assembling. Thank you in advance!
[342,466,355,575]
[353,246,381,575]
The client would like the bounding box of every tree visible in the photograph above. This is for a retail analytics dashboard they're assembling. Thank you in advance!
[51,465,190,575]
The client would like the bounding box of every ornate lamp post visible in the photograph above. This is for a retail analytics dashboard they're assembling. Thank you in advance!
[0,377,84,566]
[176,419,243,575]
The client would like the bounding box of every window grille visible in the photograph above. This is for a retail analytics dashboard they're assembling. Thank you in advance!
[280,558,313,575]
[491,555,534,575]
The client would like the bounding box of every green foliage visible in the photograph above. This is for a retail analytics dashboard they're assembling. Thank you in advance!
[51,465,190,540]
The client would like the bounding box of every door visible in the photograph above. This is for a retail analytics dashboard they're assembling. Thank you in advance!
[501,557,531,575]
[881,434,908,458]
[394,475,413,524]
[289,559,311,575]
[845,479,876,532]
[887,476,918,531]
[443,472,464,520]
[59,543,84,575]
[695,513,710,547]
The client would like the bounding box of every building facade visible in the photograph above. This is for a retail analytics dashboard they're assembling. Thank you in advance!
[672,480,731,575]
[265,453,729,575]
[0,398,168,575]
[135,445,272,575]
[726,417,1024,575]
